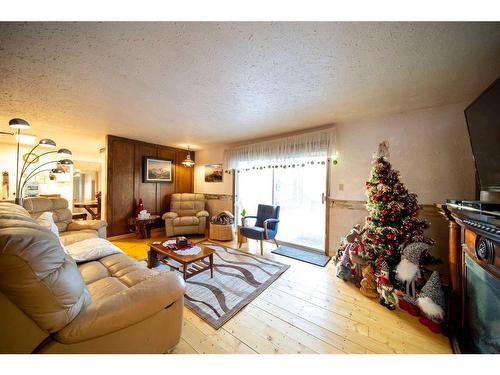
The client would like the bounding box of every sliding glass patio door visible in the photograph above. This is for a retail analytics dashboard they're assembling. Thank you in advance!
[236,156,327,252]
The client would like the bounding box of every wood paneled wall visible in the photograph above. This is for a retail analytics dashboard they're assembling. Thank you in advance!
[328,199,449,275]
[106,135,194,237]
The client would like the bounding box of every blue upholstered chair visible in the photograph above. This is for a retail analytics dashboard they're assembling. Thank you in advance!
[239,204,280,255]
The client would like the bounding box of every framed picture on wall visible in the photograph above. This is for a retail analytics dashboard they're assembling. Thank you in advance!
[143,157,173,183]
[204,164,223,182]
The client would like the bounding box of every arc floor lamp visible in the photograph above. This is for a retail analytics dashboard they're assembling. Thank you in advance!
[3,118,73,206]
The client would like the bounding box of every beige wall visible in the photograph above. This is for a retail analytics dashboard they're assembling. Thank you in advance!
[0,142,74,203]
[328,102,476,273]
[194,145,233,195]
[330,101,475,204]
[0,143,31,199]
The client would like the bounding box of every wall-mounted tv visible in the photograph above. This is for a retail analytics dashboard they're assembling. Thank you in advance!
[464,77,500,195]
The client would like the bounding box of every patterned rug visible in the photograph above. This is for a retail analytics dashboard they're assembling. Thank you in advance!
[152,241,290,329]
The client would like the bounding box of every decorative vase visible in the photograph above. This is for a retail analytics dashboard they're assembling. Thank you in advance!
[135,198,145,217]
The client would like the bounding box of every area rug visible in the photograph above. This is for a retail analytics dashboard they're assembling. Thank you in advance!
[151,241,289,329]
[271,245,331,267]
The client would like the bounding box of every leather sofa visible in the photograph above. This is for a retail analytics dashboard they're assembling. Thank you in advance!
[23,197,107,246]
[162,193,209,237]
[0,202,185,353]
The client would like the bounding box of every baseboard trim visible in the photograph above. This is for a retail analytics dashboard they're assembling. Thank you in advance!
[107,227,165,241]
[329,199,441,212]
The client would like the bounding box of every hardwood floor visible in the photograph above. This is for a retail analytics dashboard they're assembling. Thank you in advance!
[112,231,453,354]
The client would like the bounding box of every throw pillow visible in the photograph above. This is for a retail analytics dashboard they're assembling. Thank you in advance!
[36,212,68,253]
[36,212,59,236]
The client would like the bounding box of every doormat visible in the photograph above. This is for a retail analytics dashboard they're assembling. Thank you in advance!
[271,245,331,267]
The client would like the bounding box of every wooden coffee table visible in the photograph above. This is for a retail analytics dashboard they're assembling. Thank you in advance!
[147,241,215,280]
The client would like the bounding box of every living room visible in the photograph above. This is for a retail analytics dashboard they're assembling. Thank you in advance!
[1,1,499,373]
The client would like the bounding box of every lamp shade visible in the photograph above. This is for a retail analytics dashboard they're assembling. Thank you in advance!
[57,148,72,155]
[181,146,195,167]
[9,118,31,129]
[39,138,57,148]
[182,156,195,167]
[59,159,73,165]
[51,168,65,174]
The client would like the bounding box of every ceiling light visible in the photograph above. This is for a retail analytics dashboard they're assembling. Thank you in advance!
[181,146,195,167]
[9,118,31,129]
[15,133,36,145]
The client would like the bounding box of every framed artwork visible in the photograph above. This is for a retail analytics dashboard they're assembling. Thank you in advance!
[205,164,223,183]
[143,157,173,183]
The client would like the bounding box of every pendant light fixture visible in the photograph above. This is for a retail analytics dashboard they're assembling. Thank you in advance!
[181,145,195,167]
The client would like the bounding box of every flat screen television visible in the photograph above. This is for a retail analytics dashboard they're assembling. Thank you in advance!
[464,77,500,198]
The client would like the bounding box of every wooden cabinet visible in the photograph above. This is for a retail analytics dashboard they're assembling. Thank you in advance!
[106,135,195,237]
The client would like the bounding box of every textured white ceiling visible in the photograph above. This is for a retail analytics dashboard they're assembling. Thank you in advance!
[1,22,499,159]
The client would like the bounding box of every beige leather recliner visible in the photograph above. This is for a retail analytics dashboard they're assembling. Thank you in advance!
[23,197,107,246]
[0,202,185,354]
[162,193,209,237]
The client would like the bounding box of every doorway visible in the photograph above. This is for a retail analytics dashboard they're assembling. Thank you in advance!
[236,156,328,253]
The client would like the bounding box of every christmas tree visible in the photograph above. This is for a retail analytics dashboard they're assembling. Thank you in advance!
[362,143,434,281]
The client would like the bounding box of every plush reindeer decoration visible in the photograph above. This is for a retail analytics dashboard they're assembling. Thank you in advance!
[336,224,366,281]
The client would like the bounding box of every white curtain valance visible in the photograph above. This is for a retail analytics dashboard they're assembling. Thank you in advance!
[223,127,337,170]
